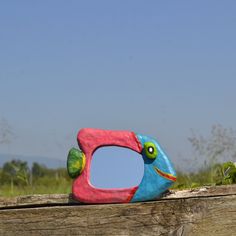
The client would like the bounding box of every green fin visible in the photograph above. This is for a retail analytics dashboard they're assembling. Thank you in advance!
[67,148,86,178]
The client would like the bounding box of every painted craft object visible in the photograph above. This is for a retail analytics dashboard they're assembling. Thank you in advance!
[67,128,177,203]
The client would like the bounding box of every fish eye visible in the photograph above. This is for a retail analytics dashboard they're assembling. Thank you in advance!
[148,146,154,153]
[144,142,158,159]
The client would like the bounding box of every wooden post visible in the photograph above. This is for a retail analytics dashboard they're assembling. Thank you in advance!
[0,185,236,236]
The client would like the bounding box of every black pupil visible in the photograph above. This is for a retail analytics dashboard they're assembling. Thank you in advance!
[148,146,154,154]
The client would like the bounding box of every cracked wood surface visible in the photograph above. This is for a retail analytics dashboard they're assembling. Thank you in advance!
[0,185,236,236]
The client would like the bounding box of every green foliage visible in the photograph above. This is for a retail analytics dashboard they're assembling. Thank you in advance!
[173,161,236,189]
[0,159,72,197]
[32,162,47,178]
[173,124,236,189]
[1,160,30,186]
[213,162,236,185]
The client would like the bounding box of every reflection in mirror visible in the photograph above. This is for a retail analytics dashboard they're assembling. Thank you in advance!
[91,147,144,189]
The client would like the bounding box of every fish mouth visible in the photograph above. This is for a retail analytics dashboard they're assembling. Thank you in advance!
[153,166,177,182]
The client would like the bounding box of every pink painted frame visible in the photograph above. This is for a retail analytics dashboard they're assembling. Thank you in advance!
[72,128,143,203]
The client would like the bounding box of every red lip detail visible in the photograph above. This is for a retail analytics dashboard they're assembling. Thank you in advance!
[154,166,177,182]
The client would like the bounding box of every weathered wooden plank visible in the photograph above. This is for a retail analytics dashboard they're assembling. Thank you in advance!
[1,184,236,209]
[0,185,235,236]
[0,194,235,236]
[0,194,76,209]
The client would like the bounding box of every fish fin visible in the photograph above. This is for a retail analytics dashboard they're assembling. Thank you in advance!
[67,148,86,178]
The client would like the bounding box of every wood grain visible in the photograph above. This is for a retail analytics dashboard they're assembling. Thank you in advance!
[0,185,235,236]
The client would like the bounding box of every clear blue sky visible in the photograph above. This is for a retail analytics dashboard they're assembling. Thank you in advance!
[1,1,236,187]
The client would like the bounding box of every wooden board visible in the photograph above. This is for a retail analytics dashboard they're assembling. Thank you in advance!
[0,185,236,236]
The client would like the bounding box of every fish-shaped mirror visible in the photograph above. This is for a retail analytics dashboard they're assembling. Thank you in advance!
[67,128,176,203]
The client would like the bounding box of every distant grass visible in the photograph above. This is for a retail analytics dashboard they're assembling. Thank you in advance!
[172,161,236,190]
[1,162,235,197]
[0,178,72,197]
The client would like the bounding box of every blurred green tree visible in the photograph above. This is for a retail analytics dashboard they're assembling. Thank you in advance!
[32,162,47,178]
[2,160,30,186]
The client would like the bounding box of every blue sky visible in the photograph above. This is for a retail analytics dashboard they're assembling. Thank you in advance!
[1,1,236,187]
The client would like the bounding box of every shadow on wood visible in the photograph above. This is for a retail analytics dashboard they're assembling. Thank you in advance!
[0,185,236,236]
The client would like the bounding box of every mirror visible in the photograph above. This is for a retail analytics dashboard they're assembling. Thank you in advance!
[90,147,144,188]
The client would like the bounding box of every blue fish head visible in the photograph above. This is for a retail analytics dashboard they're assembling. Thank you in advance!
[131,134,177,202]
